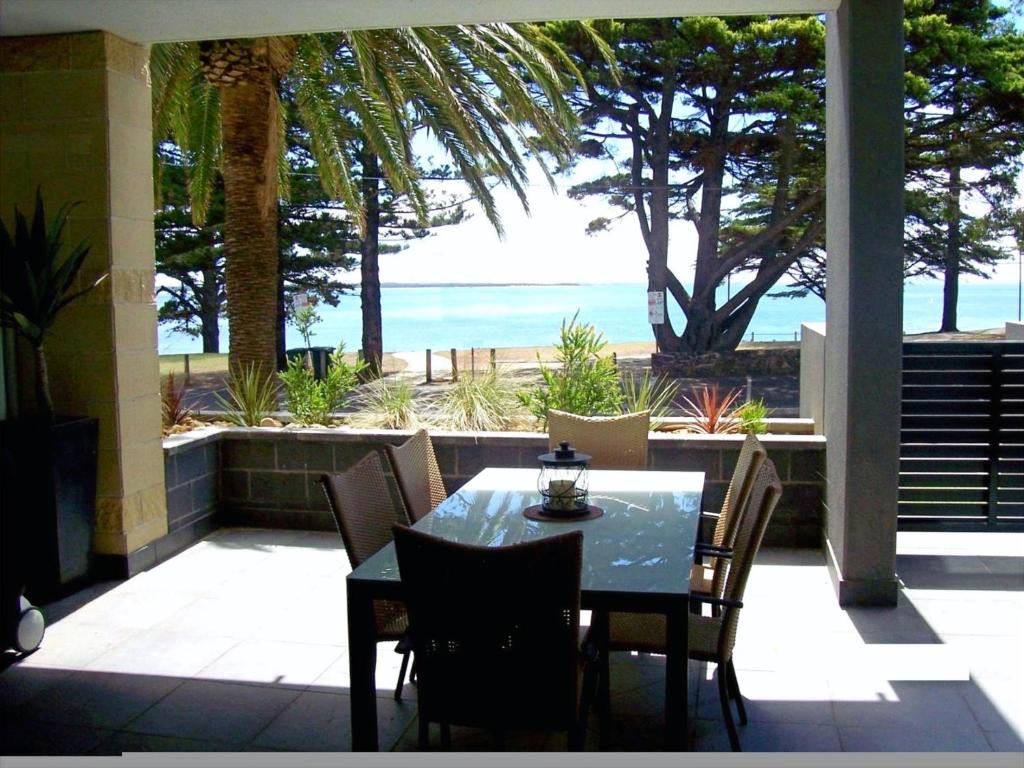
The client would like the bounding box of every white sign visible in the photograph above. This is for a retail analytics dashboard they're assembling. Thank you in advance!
[647,291,665,325]
[292,291,309,310]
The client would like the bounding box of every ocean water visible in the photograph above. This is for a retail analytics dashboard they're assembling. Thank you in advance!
[158,280,1021,354]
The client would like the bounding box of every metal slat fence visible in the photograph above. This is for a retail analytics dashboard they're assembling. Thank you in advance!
[898,341,1024,530]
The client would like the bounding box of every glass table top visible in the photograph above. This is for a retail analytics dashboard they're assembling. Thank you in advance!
[350,467,704,598]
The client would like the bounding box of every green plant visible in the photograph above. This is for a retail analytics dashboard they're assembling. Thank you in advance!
[352,377,419,430]
[213,363,279,426]
[518,312,622,426]
[0,188,107,417]
[291,304,321,350]
[733,398,772,434]
[278,344,366,425]
[621,370,680,430]
[161,372,191,429]
[680,384,744,434]
[431,369,524,432]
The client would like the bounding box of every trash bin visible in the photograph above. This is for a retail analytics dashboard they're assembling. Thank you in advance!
[285,347,332,380]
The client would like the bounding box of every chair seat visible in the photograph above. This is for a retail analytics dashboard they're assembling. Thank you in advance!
[605,608,724,660]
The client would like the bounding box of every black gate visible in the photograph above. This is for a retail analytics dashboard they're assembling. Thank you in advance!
[899,341,1024,530]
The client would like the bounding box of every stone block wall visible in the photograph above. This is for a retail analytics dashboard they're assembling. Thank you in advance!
[207,428,826,548]
[106,428,221,576]
[652,345,800,377]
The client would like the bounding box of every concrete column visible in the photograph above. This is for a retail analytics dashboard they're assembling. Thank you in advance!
[823,1,903,606]
[0,32,167,568]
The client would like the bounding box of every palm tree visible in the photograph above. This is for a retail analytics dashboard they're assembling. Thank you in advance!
[152,25,605,376]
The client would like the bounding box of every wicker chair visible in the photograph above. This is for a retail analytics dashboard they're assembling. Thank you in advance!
[546,409,650,469]
[320,451,413,701]
[692,433,768,597]
[603,459,783,751]
[386,429,447,524]
[392,525,598,750]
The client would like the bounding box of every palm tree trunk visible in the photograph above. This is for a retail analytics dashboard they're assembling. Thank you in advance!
[200,38,293,377]
[219,76,281,377]
[360,150,383,378]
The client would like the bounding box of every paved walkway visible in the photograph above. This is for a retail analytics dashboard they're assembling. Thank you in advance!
[2,529,1020,755]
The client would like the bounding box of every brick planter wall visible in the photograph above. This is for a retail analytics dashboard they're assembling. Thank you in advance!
[111,428,222,577]
[192,427,826,548]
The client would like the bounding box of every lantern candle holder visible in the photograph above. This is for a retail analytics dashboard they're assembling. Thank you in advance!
[537,441,590,516]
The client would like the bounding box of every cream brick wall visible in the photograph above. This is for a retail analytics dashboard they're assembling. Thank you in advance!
[0,31,167,557]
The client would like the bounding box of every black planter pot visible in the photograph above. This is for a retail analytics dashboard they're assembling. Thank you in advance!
[0,416,99,605]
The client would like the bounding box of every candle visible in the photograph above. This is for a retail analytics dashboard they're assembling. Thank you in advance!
[548,479,577,511]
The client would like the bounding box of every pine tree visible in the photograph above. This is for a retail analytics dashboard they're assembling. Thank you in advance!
[904,0,1024,331]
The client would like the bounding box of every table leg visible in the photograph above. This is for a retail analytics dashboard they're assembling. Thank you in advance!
[664,601,689,750]
[347,582,379,751]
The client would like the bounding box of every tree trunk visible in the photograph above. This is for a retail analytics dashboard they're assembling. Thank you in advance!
[940,162,961,333]
[199,266,220,353]
[360,150,383,378]
[200,38,293,377]
[276,268,287,370]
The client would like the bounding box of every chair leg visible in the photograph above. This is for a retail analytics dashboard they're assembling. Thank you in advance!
[418,716,430,749]
[726,659,747,725]
[440,722,452,749]
[410,655,417,683]
[717,664,742,751]
[394,650,411,701]
[578,652,600,750]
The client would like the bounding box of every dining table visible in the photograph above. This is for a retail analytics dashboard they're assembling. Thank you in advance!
[345,466,704,751]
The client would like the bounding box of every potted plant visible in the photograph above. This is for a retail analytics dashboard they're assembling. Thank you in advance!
[0,188,107,625]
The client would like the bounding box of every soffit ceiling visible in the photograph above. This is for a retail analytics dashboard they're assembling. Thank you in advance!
[1,0,839,43]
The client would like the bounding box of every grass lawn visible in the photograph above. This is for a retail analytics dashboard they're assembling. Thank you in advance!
[159,353,228,377]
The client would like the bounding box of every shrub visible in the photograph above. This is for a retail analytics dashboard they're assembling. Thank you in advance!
[431,369,524,432]
[213,363,278,426]
[518,312,622,426]
[621,370,679,430]
[680,384,744,434]
[733,398,772,434]
[161,372,191,429]
[351,377,419,430]
[291,304,321,349]
[278,344,365,425]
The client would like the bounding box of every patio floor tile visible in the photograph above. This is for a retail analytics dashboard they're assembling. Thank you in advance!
[18,670,184,729]
[123,679,301,746]
[838,723,992,751]
[81,629,239,678]
[1,719,113,755]
[194,639,344,689]
[0,527,1019,755]
[252,691,415,752]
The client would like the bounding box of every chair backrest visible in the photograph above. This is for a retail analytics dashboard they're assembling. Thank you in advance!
[547,409,650,469]
[320,451,408,569]
[707,434,768,597]
[386,429,447,524]
[393,524,584,731]
[718,459,782,660]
